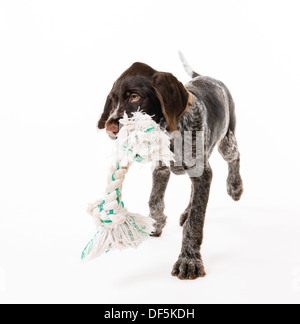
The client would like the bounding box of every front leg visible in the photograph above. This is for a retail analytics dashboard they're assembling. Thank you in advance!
[172,166,213,279]
[179,183,193,226]
[149,164,171,237]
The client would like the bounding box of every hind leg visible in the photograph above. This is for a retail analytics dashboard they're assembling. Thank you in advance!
[227,156,243,201]
[218,130,244,201]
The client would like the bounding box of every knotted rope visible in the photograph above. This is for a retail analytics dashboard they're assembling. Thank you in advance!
[90,163,128,229]
[81,111,174,260]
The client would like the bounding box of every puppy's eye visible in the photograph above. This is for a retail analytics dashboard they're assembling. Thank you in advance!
[129,93,140,103]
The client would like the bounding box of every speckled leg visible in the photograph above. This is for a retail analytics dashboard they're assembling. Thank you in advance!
[172,165,213,280]
[149,164,171,237]
[179,183,193,226]
[218,131,243,201]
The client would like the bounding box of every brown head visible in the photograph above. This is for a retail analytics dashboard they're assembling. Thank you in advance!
[98,62,190,139]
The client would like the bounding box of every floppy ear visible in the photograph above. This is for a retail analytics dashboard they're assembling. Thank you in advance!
[153,72,189,132]
[98,91,114,129]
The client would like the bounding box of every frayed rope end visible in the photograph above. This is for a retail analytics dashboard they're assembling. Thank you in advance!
[81,213,155,261]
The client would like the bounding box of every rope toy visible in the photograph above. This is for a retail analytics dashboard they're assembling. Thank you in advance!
[81,111,174,260]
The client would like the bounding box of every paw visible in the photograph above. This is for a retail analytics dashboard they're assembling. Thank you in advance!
[150,215,167,237]
[227,176,244,201]
[171,257,206,280]
[150,228,163,237]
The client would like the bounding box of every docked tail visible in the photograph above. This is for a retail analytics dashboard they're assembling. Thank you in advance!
[178,51,200,78]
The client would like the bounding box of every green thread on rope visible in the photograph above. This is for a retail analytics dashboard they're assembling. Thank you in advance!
[108,210,114,215]
[134,154,144,163]
[124,222,134,241]
[128,216,150,236]
[81,229,101,260]
[105,243,112,253]
[112,174,115,181]
[99,200,105,212]
[101,219,113,223]
[145,126,155,132]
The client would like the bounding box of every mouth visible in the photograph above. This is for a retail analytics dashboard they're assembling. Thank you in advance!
[105,121,120,140]
[106,130,118,140]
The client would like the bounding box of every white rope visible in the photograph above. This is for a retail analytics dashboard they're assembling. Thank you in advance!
[81,111,174,260]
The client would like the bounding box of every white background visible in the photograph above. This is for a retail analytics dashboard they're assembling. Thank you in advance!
[1,0,300,304]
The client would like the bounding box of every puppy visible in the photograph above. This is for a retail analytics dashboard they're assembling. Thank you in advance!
[98,54,243,279]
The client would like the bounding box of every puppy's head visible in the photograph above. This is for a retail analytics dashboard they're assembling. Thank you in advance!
[98,62,190,139]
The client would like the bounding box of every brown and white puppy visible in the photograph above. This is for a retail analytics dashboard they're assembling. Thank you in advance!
[98,62,190,137]
[98,54,243,279]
